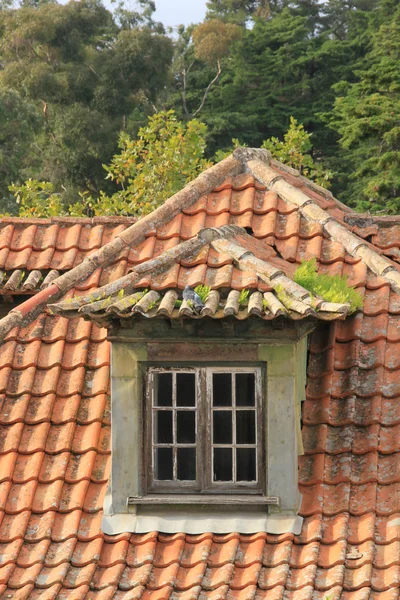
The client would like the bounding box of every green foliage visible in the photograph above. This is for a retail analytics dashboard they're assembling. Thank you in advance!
[326,1,400,213]
[239,289,250,305]
[192,19,241,65]
[262,117,333,188]
[205,0,270,25]
[0,0,173,212]
[11,110,211,217]
[82,110,211,217]
[214,138,243,162]
[9,180,65,218]
[0,90,41,214]
[216,119,331,189]
[274,284,293,310]
[294,258,363,313]
[194,285,211,303]
[2,0,399,216]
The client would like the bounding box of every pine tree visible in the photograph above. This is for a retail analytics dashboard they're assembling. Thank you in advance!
[327,0,400,213]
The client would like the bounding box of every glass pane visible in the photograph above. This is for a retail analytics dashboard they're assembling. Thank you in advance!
[213,448,233,481]
[213,411,232,444]
[236,373,255,406]
[177,411,196,443]
[155,373,173,406]
[155,447,173,480]
[176,373,196,407]
[155,411,173,444]
[236,448,256,481]
[177,447,196,480]
[212,373,232,406]
[236,411,256,444]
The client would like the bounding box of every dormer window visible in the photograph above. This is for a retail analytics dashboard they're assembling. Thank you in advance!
[148,367,262,492]
[102,318,308,536]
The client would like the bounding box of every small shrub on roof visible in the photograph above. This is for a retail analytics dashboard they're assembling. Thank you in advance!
[194,285,211,303]
[294,258,363,313]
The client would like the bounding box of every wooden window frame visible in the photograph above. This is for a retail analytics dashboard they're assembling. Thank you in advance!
[145,365,264,495]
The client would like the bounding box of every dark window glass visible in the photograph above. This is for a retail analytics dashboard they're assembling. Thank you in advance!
[156,373,173,406]
[236,373,255,407]
[236,448,256,481]
[212,373,232,406]
[236,411,256,444]
[213,411,232,444]
[177,447,196,480]
[177,411,196,444]
[176,373,196,407]
[155,448,173,480]
[214,448,233,481]
[155,411,173,444]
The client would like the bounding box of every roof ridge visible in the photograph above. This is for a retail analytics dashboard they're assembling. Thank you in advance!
[49,228,351,322]
[0,154,249,342]
[0,216,138,225]
[344,214,400,227]
[269,158,355,215]
[0,146,397,342]
[247,158,400,295]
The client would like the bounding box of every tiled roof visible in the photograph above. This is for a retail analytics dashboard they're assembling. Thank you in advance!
[48,226,353,323]
[48,286,350,323]
[0,151,399,597]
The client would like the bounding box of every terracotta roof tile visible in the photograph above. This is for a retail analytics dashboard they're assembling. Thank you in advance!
[0,175,399,597]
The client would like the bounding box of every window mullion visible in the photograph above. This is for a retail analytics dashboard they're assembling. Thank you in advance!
[173,372,177,481]
[201,368,209,491]
[232,372,236,484]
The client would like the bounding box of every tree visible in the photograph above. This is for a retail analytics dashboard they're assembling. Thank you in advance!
[11,111,212,217]
[327,0,400,213]
[0,90,40,214]
[205,0,270,25]
[173,20,241,120]
[0,0,173,211]
[262,116,333,187]
[11,111,331,218]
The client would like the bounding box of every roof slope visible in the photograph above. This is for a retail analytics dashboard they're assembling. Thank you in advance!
[0,151,399,598]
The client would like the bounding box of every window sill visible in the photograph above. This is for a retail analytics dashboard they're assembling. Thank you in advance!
[127,494,279,506]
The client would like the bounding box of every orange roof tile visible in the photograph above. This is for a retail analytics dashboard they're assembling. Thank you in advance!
[0,159,399,597]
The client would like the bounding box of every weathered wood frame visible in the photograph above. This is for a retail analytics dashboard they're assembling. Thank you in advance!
[146,366,263,494]
[104,318,310,533]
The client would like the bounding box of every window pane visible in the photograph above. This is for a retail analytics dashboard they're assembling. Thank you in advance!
[176,373,196,407]
[236,373,255,407]
[236,448,256,481]
[212,373,232,406]
[213,411,232,444]
[177,411,196,444]
[155,411,173,444]
[155,373,173,406]
[177,447,196,480]
[213,448,233,481]
[236,411,256,444]
[155,448,173,480]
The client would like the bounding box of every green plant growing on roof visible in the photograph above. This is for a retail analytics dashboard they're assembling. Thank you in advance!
[238,289,250,306]
[194,285,211,303]
[294,258,363,313]
[274,284,293,310]
[136,288,148,300]
[147,300,160,311]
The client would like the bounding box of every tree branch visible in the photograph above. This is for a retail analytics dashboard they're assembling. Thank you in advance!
[41,100,59,145]
[192,60,221,118]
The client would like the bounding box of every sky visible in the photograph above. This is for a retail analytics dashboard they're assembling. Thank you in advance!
[153,0,207,28]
